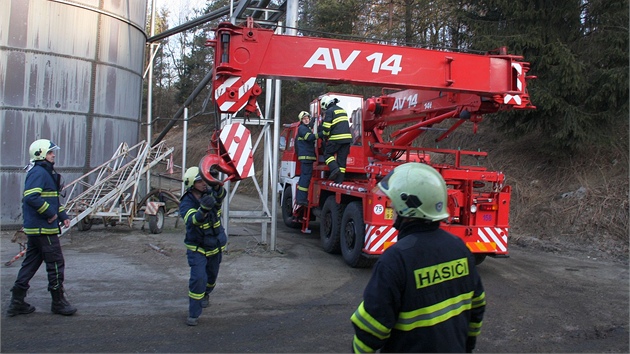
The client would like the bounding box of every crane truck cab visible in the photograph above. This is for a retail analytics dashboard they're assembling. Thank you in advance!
[279,93,363,229]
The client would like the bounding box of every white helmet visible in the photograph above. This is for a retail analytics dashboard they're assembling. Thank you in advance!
[320,96,335,110]
[183,167,202,189]
[377,163,449,222]
[29,139,60,162]
[298,111,311,120]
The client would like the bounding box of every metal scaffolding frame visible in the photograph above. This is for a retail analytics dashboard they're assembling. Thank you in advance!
[61,141,174,235]
[145,0,296,251]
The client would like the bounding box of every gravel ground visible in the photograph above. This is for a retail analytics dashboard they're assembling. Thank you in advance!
[1,205,628,353]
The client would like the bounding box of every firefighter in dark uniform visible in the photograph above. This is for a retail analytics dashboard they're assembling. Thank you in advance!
[179,166,227,326]
[351,163,485,353]
[320,95,352,184]
[7,139,77,317]
[295,111,322,206]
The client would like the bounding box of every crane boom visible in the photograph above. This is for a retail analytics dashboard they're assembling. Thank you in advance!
[207,20,534,115]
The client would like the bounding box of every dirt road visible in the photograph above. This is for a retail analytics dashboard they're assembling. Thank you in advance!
[1,212,627,352]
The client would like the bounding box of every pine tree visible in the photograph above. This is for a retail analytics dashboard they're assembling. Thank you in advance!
[454,0,629,152]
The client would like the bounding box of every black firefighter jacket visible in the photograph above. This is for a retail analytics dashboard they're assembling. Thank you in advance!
[351,220,485,353]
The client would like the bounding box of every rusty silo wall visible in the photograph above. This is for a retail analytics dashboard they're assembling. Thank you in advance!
[0,0,148,229]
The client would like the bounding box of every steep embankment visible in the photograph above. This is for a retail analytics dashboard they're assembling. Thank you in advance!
[432,124,629,262]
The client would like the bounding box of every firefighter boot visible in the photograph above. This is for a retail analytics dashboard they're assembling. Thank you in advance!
[334,172,345,184]
[327,161,340,181]
[201,293,210,308]
[328,168,340,181]
[6,286,36,317]
[50,288,77,316]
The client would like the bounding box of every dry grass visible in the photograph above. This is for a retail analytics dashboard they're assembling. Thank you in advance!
[440,125,629,261]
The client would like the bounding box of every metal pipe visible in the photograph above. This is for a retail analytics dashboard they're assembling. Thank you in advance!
[270,78,281,251]
[152,70,214,146]
[146,0,157,195]
[182,107,188,196]
[146,3,240,43]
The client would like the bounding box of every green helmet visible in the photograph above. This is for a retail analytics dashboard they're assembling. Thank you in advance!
[320,96,334,110]
[298,111,310,120]
[29,139,60,162]
[377,163,449,221]
[183,167,202,189]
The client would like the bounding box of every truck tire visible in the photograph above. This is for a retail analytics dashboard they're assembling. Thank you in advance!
[281,187,301,229]
[320,196,342,254]
[340,201,374,268]
[148,207,165,234]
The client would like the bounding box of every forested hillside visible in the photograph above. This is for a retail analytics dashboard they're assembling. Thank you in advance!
[148,0,629,260]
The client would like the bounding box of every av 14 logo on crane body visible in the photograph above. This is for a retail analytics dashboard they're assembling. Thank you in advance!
[392,93,421,111]
[304,48,403,75]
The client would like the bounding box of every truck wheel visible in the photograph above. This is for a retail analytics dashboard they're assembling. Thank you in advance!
[281,187,301,229]
[340,201,373,268]
[148,207,165,234]
[76,217,92,231]
[320,196,342,254]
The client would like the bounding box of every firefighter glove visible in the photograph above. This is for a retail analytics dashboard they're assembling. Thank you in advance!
[199,194,215,211]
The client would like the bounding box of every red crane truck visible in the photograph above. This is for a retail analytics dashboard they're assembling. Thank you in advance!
[203,19,535,267]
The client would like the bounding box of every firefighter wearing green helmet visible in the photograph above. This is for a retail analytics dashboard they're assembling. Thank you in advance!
[320,95,352,183]
[179,166,227,326]
[7,139,77,317]
[295,111,323,206]
[351,163,485,353]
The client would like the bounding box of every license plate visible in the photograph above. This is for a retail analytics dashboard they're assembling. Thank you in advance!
[385,208,393,220]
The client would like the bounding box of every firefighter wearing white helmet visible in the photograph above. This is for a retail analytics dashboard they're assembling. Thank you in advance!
[179,166,227,326]
[351,163,485,353]
[29,139,60,162]
[183,166,203,189]
[7,139,77,318]
[295,111,322,206]
[320,95,352,183]
[379,162,450,222]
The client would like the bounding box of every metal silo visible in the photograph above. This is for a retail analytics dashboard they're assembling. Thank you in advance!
[0,0,148,228]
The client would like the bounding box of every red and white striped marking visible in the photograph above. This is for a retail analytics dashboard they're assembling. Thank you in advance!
[364,224,507,254]
[504,63,523,105]
[324,182,368,192]
[365,225,397,253]
[215,77,257,113]
[477,227,508,252]
[145,201,164,215]
[220,123,254,178]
